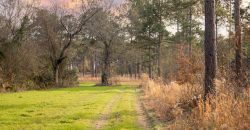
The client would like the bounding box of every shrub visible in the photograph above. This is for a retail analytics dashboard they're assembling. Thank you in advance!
[33,71,54,89]
[61,68,79,87]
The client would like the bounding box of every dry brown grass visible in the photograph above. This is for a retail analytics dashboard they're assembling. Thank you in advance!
[78,75,141,86]
[78,75,100,83]
[140,75,250,129]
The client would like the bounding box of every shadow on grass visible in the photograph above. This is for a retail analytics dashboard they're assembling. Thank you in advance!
[0,104,32,111]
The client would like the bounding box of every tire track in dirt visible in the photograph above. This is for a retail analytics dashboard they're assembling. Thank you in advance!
[94,91,122,130]
[136,94,150,130]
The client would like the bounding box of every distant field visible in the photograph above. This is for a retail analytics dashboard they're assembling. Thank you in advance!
[0,83,142,130]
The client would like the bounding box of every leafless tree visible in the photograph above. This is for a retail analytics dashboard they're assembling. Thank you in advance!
[33,3,99,86]
[88,8,125,86]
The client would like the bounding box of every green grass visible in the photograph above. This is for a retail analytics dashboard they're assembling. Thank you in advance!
[0,83,141,130]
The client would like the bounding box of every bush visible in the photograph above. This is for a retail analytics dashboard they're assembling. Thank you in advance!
[61,68,79,87]
[33,71,54,89]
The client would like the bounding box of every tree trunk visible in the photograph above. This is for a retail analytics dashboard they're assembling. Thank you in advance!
[204,0,217,99]
[82,56,85,77]
[189,6,193,56]
[94,54,98,77]
[137,63,141,78]
[157,32,163,77]
[157,0,163,78]
[101,43,111,86]
[91,54,96,77]
[148,46,152,79]
[234,0,242,80]
[215,0,218,46]
[54,65,59,87]
[128,64,133,78]
[229,0,232,40]
[216,16,218,49]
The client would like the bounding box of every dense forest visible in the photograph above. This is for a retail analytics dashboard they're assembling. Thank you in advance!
[0,0,249,129]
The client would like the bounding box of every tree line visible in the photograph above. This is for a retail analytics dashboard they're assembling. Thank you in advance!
[0,0,249,97]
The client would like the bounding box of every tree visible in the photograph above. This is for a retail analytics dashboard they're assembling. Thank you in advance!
[234,0,242,81]
[34,5,99,86]
[0,0,38,87]
[204,0,217,99]
[88,9,125,86]
[128,0,169,78]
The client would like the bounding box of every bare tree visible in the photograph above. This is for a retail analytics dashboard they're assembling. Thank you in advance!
[0,0,37,87]
[34,4,99,86]
[88,9,125,86]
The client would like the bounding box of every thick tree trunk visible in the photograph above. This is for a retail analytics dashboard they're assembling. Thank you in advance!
[234,0,242,80]
[204,0,217,99]
[101,43,111,86]
[54,65,59,87]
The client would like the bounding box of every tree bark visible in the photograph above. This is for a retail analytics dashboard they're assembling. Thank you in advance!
[94,54,98,77]
[101,43,111,86]
[189,6,193,56]
[91,54,96,77]
[227,0,232,71]
[215,0,218,46]
[148,46,152,79]
[54,65,59,87]
[137,63,141,78]
[234,0,242,80]
[157,32,163,78]
[157,0,163,78]
[128,64,133,78]
[204,0,217,99]
[82,56,85,77]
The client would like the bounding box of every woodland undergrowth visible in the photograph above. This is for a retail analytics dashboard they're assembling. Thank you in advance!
[140,75,250,129]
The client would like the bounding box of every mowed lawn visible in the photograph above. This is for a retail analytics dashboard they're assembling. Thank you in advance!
[0,83,141,130]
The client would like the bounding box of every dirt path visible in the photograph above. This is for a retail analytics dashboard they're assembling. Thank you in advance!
[136,96,150,130]
[94,87,150,130]
[94,92,122,130]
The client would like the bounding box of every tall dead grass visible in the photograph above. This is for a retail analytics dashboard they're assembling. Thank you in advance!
[141,75,250,129]
[78,75,141,85]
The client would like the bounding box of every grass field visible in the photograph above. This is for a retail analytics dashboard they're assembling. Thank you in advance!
[0,83,142,130]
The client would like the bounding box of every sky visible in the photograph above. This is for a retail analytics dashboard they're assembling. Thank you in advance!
[168,1,250,37]
[28,0,124,8]
[26,0,249,37]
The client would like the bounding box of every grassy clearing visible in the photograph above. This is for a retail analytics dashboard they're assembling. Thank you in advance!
[0,83,141,130]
